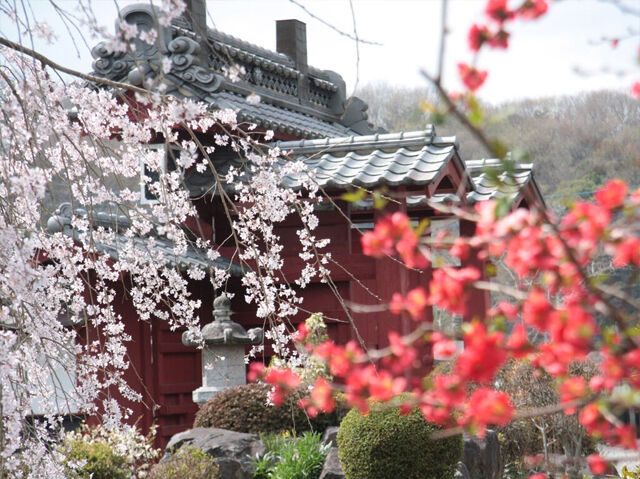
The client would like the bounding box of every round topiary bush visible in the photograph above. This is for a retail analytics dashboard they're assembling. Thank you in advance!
[337,402,462,479]
[194,383,339,434]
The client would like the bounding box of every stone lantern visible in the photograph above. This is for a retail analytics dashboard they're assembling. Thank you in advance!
[182,293,263,405]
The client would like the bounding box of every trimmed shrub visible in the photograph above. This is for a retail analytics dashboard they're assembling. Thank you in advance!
[194,383,342,434]
[148,446,219,479]
[337,402,462,479]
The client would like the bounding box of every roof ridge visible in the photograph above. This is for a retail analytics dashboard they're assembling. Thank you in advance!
[273,125,445,154]
[465,157,534,172]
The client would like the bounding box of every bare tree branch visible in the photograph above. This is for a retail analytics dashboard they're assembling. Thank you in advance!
[0,35,149,95]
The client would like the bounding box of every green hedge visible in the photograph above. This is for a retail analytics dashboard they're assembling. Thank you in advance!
[194,383,343,434]
[337,402,462,479]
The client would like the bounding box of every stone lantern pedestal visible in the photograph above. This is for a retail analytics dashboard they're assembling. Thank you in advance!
[183,293,263,405]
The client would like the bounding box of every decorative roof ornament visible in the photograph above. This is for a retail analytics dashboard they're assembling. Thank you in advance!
[88,3,375,138]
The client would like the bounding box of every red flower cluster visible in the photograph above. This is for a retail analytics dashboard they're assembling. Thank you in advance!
[361,212,428,268]
[460,0,549,92]
[468,24,510,52]
[456,321,506,383]
[298,377,335,417]
[428,267,481,316]
[457,63,489,92]
[390,287,428,319]
[249,177,640,466]
[260,366,302,406]
[463,388,514,435]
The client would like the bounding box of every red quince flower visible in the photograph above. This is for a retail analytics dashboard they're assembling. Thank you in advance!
[432,373,467,407]
[485,0,514,22]
[264,367,301,389]
[464,388,514,435]
[612,237,640,267]
[309,376,336,414]
[264,367,301,406]
[247,362,265,382]
[632,81,640,99]
[488,29,510,49]
[433,334,458,360]
[456,321,506,382]
[390,287,428,320]
[293,322,309,343]
[468,24,491,52]
[527,474,548,479]
[548,303,597,353]
[587,454,609,474]
[457,63,489,92]
[428,267,480,316]
[579,403,612,437]
[384,331,418,374]
[396,229,429,268]
[563,202,611,242]
[559,376,586,414]
[505,323,531,358]
[595,178,627,209]
[369,370,407,402]
[361,230,393,257]
[517,0,548,20]
[522,288,553,331]
[490,301,520,320]
[450,237,471,260]
[613,424,638,450]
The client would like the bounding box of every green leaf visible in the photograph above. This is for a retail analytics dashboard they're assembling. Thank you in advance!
[430,111,447,125]
[489,138,509,160]
[373,190,388,210]
[485,261,497,278]
[603,326,618,347]
[341,189,367,203]
[414,218,430,237]
[494,197,513,218]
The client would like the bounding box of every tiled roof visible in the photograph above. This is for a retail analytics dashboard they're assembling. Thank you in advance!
[274,127,463,189]
[465,158,536,203]
[350,193,461,210]
[205,91,354,139]
[45,204,245,276]
[99,234,245,276]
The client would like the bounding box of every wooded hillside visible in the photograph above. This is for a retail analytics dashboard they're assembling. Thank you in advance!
[357,84,640,206]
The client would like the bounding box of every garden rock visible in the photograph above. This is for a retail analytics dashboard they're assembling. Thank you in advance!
[462,430,502,479]
[164,427,265,479]
[455,462,472,479]
[319,447,345,479]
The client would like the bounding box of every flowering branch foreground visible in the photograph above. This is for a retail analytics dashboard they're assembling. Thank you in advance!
[253,2,640,478]
[0,0,637,478]
[255,179,640,477]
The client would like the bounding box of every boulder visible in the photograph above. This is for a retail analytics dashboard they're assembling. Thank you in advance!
[164,427,264,479]
[319,447,345,479]
[462,430,503,479]
[322,426,339,447]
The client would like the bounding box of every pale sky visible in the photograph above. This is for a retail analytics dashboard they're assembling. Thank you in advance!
[4,0,639,104]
